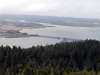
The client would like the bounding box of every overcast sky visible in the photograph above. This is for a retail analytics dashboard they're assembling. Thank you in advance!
[0,0,100,18]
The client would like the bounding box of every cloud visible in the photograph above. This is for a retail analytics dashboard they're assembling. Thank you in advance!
[0,0,100,18]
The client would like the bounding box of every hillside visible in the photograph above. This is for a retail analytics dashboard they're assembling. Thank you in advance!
[0,40,99,75]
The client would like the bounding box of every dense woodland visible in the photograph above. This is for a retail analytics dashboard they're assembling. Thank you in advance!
[0,40,100,75]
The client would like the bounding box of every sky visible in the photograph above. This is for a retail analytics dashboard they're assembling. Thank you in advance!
[0,0,100,18]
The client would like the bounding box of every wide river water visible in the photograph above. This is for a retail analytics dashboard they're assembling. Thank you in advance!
[0,23,100,48]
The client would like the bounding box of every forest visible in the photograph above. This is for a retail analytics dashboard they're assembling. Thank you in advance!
[0,39,100,75]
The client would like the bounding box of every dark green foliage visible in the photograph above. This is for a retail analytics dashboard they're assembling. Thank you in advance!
[0,39,99,75]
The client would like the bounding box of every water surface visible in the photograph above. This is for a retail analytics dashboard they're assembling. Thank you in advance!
[0,23,100,48]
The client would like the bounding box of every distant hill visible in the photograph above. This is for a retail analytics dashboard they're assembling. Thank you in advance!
[0,15,100,27]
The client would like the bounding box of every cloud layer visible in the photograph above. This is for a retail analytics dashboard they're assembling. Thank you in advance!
[0,0,100,18]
